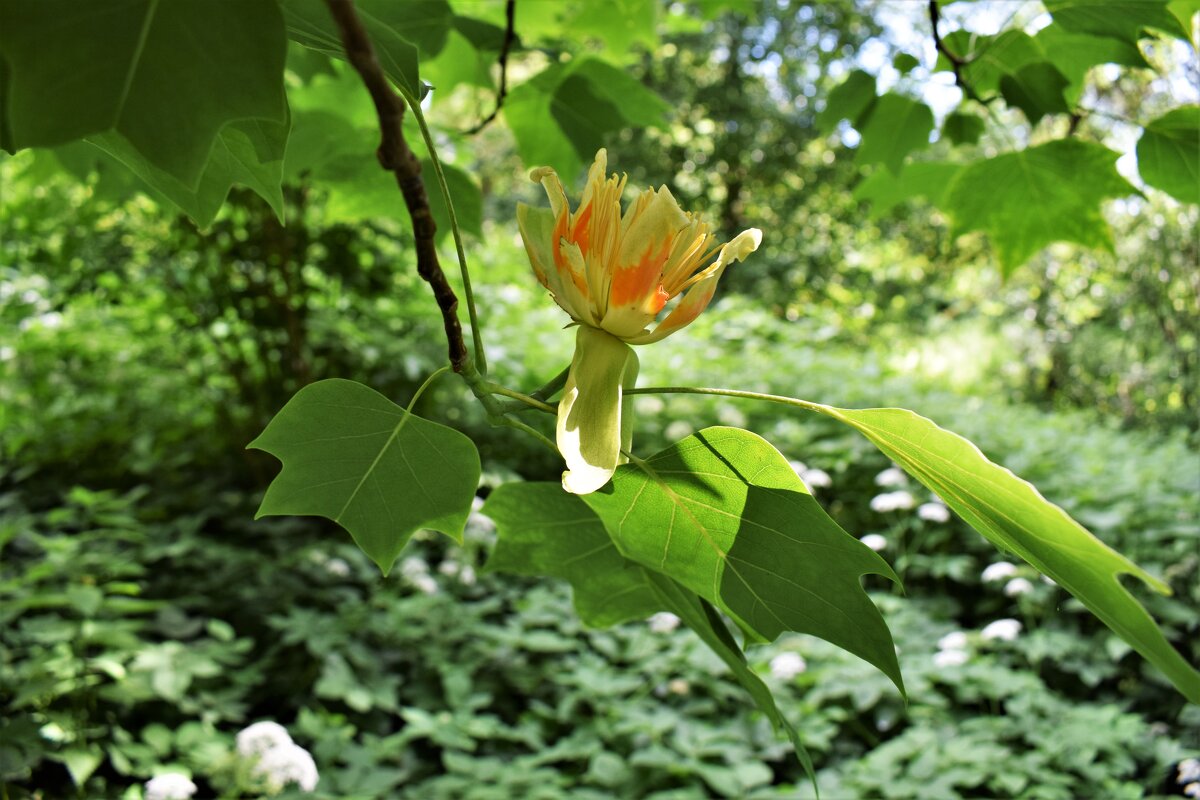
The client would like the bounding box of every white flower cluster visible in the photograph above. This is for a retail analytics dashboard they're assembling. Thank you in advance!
[933,630,969,668]
[769,651,807,680]
[981,618,1022,642]
[789,460,833,491]
[465,495,497,542]
[875,467,907,487]
[1177,758,1200,798]
[917,501,950,523]
[438,559,477,586]
[400,556,438,595]
[236,721,319,794]
[870,490,915,513]
[648,612,680,633]
[144,773,197,800]
[982,561,1036,598]
[859,533,888,552]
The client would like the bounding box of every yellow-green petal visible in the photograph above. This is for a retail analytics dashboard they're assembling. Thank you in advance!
[557,326,639,495]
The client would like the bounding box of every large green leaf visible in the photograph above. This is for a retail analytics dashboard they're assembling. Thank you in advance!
[853,161,963,217]
[998,62,1071,125]
[944,139,1134,274]
[1034,22,1148,103]
[816,70,876,133]
[854,93,934,173]
[484,483,659,627]
[1044,0,1190,45]
[583,427,904,693]
[937,30,1046,97]
[0,0,288,187]
[483,482,816,789]
[941,112,986,146]
[249,379,480,575]
[88,117,289,226]
[1137,106,1199,204]
[281,0,422,101]
[811,404,1200,704]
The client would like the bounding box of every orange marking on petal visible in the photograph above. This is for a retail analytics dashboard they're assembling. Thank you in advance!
[610,237,673,309]
[650,285,670,313]
[571,202,594,258]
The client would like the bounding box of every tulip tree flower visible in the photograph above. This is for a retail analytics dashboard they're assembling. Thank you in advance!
[518,149,762,493]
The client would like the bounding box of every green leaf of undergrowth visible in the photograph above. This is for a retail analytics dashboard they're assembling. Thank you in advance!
[816,69,876,133]
[484,483,659,627]
[248,379,480,575]
[0,0,288,187]
[583,427,904,694]
[944,139,1134,274]
[941,112,986,146]
[854,93,934,174]
[1044,0,1191,45]
[1137,106,1199,204]
[853,161,963,217]
[814,405,1200,704]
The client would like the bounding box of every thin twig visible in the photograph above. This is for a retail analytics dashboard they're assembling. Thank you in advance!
[928,0,996,106]
[463,0,517,135]
[323,0,469,372]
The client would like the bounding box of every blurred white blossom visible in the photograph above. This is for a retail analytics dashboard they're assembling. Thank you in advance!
[917,502,950,523]
[236,721,293,759]
[400,557,429,578]
[1005,577,1035,596]
[870,491,915,513]
[144,773,197,800]
[635,396,665,415]
[665,420,694,441]
[411,574,439,595]
[938,631,968,651]
[667,678,690,695]
[324,558,351,578]
[716,404,747,428]
[933,648,968,668]
[1178,758,1200,783]
[875,467,907,487]
[769,652,807,680]
[801,468,832,490]
[981,561,1018,583]
[981,618,1022,642]
[252,742,319,793]
[860,534,888,552]
[1186,783,1200,799]
[788,460,808,475]
[648,612,681,633]
[458,564,477,586]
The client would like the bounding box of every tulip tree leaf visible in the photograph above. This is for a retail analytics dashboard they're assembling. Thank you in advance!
[810,403,1200,704]
[1034,22,1148,104]
[484,482,817,790]
[943,139,1134,274]
[999,62,1072,125]
[88,117,289,227]
[941,111,986,145]
[249,379,480,575]
[855,93,934,173]
[1043,0,1190,45]
[853,161,963,217]
[816,69,877,133]
[0,0,288,187]
[281,0,422,101]
[583,427,904,694]
[1137,106,1199,204]
[484,483,659,628]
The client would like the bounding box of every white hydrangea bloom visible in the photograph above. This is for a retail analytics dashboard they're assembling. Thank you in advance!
[236,721,293,759]
[937,631,968,651]
[933,648,968,668]
[981,561,1018,583]
[875,467,907,487]
[1178,758,1200,783]
[252,743,319,793]
[917,502,950,523]
[859,534,888,552]
[648,612,681,633]
[1005,577,1035,596]
[144,773,197,800]
[801,468,832,490]
[981,618,1022,642]
[870,491,915,513]
[769,652,807,680]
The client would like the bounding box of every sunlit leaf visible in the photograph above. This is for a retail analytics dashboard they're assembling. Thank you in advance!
[816,70,876,133]
[999,62,1071,125]
[855,94,934,174]
[1044,0,1190,45]
[249,379,480,575]
[583,427,904,693]
[944,139,1134,274]
[1137,106,1199,204]
[813,404,1200,704]
[853,161,963,217]
[941,112,986,145]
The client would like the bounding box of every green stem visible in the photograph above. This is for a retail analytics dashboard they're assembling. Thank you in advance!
[531,365,570,401]
[483,382,557,413]
[403,93,487,374]
[625,385,829,415]
[406,365,452,413]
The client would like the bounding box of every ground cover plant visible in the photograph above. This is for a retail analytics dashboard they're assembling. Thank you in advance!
[1,0,1198,797]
